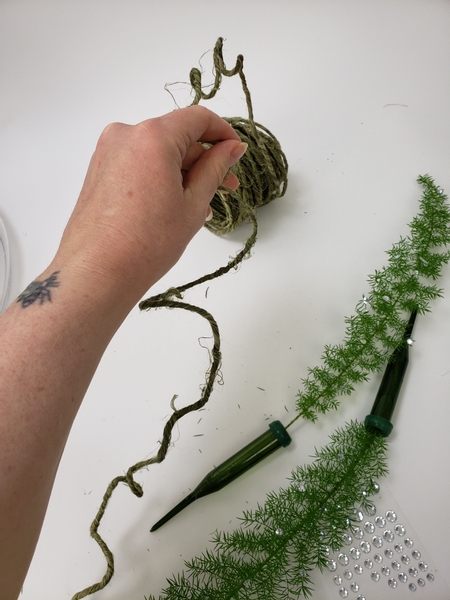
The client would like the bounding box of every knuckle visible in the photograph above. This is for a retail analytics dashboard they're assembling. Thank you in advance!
[100,121,126,138]
[97,122,129,150]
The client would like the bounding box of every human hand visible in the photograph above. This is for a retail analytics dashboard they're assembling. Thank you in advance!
[55,105,247,304]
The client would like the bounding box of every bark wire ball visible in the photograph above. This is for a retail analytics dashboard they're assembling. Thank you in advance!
[207,116,288,234]
[189,37,288,235]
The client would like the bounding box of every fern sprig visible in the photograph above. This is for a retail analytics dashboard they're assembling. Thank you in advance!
[150,422,387,600]
[293,174,450,422]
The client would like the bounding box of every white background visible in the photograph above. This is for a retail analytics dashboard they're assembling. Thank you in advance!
[1,1,450,599]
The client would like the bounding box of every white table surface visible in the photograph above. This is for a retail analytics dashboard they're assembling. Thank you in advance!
[1,2,450,599]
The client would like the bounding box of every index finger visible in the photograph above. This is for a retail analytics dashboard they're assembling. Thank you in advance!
[152,105,241,154]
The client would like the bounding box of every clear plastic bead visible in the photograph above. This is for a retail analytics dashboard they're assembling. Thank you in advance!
[383,530,394,543]
[343,569,353,580]
[275,527,283,535]
[401,555,410,565]
[371,482,380,494]
[384,549,393,559]
[352,509,364,523]
[409,567,418,578]
[327,559,337,572]
[360,541,371,553]
[426,573,435,582]
[353,527,364,540]
[398,572,408,583]
[395,524,406,537]
[356,596,366,600]
[338,553,349,566]
[349,547,361,560]
[342,533,352,546]
[386,510,397,523]
[374,553,383,564]
[365,503,376,517]
[350,582,359,593]
[354,564,363,575]
[364,559,373,569]
[394,543,403,553]
[375,516,386,528]
[372,536,383,548]
[418,561,428,572]
[404,537,414,548]
[381,566,390,576]
[417,578,425,587]
[371,571,380,582]
[411,550,421,560]
[391,561,401,571]
[364,521,375,534]
[388,578,398,589]
[409,583,417,592]
[339,587,348,598]
[334,575,343,585]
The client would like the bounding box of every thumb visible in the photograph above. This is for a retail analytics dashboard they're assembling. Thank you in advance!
[184,140,248,208]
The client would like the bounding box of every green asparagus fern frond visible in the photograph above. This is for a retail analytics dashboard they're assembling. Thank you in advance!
[295,175,450,422]
[149,423,387,600]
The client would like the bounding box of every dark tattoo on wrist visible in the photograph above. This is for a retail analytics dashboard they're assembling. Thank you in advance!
[17,271,61,308]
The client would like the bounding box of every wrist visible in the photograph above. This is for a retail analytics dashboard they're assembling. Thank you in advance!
[10,258,136,358]
[49,247,157,320]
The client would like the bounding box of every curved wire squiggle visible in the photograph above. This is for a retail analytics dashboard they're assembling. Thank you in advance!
[71,37,288,599]
[72,300,221,600]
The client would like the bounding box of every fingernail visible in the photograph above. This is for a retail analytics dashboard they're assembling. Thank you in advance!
[205,206,213,222]
[230,142,248,165]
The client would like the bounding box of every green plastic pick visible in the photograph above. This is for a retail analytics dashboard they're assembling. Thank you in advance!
[365,310,417,437]
[151,420,291,531]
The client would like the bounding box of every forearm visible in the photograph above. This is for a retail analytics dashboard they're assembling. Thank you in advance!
[0,106,246,599]
[0,262,136,599]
